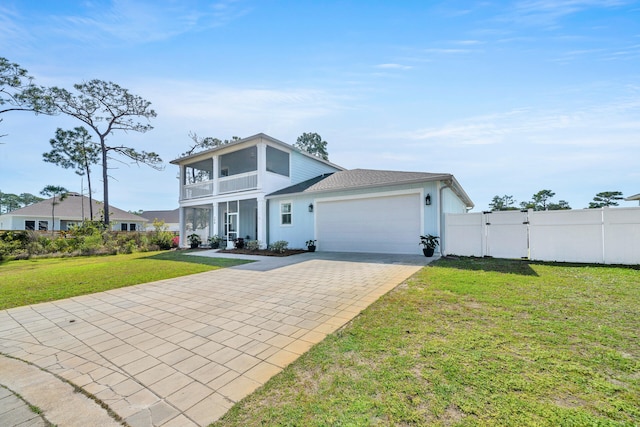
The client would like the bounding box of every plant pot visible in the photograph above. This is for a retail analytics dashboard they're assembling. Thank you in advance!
[190,243,199,249]
[211,242,220,249]
[307,245,316,252]
[423,247,435,257]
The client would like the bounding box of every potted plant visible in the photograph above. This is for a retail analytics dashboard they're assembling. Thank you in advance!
[419,234,439,257]
[306,239,317,252]
[234,237,245,249]
[208,235,222,249]
[188,233,202,249]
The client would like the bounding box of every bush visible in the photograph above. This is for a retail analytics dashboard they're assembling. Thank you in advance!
[150,220,175,250]
[245,240,262,251]
[270,240,289,253]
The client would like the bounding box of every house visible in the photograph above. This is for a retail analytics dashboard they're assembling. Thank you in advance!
[625,193,640,206]
[140,209,180,232]
[170,133,474,254]
[0,193,148,232]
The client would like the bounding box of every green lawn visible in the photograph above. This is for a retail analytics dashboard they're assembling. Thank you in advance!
[213,258,639,426]
[0,250,250,310]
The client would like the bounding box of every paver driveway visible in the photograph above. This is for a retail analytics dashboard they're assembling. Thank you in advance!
[0,252,429,426]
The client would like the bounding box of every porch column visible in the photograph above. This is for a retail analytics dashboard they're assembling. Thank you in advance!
[179,207,186,247]
[211,202,218,239]
[257,197,267,248]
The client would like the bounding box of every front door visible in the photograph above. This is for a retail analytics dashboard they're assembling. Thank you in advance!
[225,212,238,242]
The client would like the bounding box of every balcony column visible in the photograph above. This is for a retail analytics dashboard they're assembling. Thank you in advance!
[179,164,185,201]
[257,141,266,191]
[212,156,218,195]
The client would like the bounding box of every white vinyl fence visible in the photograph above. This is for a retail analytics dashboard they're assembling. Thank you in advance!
[444,207,640,265]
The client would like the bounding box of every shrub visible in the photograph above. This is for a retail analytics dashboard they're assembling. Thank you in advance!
[150,220,175,250]
[270,240,289,253]
[245,240,262,251]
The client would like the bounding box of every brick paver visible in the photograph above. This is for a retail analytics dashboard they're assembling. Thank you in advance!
[0,253,428,426]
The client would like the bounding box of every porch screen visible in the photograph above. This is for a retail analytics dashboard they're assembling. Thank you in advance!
[219,146,257,177]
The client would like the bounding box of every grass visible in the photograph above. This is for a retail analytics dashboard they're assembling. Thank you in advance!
[213,257,639,426]
[0,250,250,310]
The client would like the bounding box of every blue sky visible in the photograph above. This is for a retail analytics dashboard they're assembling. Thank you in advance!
[1,0,639,212]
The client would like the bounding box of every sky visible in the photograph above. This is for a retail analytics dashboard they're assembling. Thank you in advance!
[1,0,639,212]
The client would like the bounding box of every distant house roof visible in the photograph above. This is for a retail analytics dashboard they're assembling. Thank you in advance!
[139,209,179,223]
[1,193,147,223]
[267,168,474,208]
[625,193,640,201]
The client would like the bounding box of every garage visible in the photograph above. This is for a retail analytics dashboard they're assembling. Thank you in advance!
[316,193,422,254]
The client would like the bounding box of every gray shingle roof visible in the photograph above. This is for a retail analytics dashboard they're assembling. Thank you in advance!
[1,193,147,222]
[139,209,180,223]
[268,169,451,196]
[266,169,474,208]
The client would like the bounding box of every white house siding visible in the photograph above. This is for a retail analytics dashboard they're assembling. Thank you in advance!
[290,151,342,183]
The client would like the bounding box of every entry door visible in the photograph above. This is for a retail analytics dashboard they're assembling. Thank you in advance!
[226,212,238,241]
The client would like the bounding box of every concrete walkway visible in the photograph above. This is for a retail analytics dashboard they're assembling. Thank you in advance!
[0,252,434,426]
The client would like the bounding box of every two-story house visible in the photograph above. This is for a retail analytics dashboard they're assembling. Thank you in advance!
[171,133,474,254]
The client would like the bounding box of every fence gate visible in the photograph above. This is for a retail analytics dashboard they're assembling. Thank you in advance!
[484,211,529,259]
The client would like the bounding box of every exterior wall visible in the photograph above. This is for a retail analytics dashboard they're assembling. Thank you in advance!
[267,194,316,249]
[290,151,342,184]
[144,222,180,232]
[267,181,461,251]
[444,207,640,265]
[0,215,145,231]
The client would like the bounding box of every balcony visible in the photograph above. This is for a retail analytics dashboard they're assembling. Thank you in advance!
[183,181,214,200]
[181,172,259,200]
[219,172,258,194]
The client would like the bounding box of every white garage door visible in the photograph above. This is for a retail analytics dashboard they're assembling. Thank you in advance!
[316,193,422,254]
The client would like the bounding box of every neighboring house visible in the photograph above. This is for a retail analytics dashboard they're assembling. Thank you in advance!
[140,209,180,232]
[625,193,640,206]
[0,193,148,232]
[170,133,474,254]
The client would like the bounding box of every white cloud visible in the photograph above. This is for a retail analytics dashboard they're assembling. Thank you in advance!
[508,0,630,27]
[374,63,413,70]
[46,0,250,45]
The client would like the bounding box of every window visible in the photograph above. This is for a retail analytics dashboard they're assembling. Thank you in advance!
[129,224,136,231]
[266,146,290,176]
[121,223,128,231]
[25,220,35,230]
[280,202,292,225]
[38,221,48,231]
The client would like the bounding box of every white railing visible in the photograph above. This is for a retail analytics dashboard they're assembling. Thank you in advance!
[183,181,214,200]
[218,172,258,194]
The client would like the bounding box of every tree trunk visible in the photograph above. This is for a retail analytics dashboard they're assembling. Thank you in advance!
[101,143,110,226]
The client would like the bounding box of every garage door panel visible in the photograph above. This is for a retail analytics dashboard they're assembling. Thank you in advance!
[317,194,421,254]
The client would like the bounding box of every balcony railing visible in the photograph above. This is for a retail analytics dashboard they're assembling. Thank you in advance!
[183,181,214,200]
[218,172,258,194]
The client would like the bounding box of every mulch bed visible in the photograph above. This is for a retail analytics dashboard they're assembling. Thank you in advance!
[217,248,308,257]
